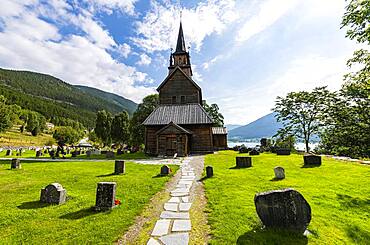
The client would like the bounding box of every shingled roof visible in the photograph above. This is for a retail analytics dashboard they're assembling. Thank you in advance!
[143,104,213,125]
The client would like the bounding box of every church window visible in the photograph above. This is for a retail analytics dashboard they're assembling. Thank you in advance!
[172,96,177,103]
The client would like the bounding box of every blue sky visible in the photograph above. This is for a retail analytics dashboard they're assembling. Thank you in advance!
[0,0,360,124]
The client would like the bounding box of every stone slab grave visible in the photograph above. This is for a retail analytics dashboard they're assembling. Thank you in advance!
[6,149,12,156]
[95,182,116,211]
[274,166,285,179]
[36,150,43,157]
[236,156,252,168]
[276,148,291,155]
[40,183,66,204]
[304,155,322,166]
[206,166,213,178]
[160,165,170,176]
[114,160,125,174]
[249,149,260,156]
[254,188,311,234]
[11,159,21,169]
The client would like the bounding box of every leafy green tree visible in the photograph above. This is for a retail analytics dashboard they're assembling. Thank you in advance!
[273,87,333,153]
[94,110,112,146]
[53,126,82,145]
[129,94,159,146]
[0,95,12,133]
[273,127,296,151]
[202,101,224,127]
[25,110,46,136]
[111,111,130,146]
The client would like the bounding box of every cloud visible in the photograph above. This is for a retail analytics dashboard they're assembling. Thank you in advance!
[131,0,238,53]
[0,0,156,103]
[136,53,152,66]
[236,0,298,43]
[117,43,131,58]
[81,0,138,15]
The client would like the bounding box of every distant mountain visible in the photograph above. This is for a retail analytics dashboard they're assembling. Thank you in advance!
[228,112,282,139]
[0,68,137,127]
[225,124,242,131]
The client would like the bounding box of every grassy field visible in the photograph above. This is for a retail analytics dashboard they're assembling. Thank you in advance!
[0,126,54,147]
[203,151,370,244]
[0,160,178,244]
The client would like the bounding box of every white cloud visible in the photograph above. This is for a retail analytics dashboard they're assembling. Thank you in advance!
[203,55,223,70]
[236,0,298,43]
[136,53,152,66]
[117,43,131,58]
[81,0,138,15]
[131,0,238,53]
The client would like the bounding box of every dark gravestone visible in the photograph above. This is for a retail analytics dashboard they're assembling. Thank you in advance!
[106,151,115,158]
[249,149,260,156]
[6,149,12,156]
[71,151,77,157]
[114,160,125,175]
[260,138,267,147]
[274,166,285,179]
[206,166,213,178]
[276,148,291,155]
[44,149,48,154]
[49,150,55,158]
[239,146,249,153]
[11,159,21,169]
[303,155,321,166]
[95,182,116,211]
[36,150,42,157]
[254,188,311,234]
[40,183,66,204]
[117,149,124,155]
[236,156,252,168]
[160,165,170,175]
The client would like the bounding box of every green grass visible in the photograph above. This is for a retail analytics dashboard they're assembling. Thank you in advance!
[203,151,370,244]
[0,160,178,244]
[0,126,54,147]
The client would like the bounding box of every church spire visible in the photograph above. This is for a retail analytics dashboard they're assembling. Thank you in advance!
[175,21,186,53]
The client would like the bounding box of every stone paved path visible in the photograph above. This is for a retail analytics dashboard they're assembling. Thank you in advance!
[147,156,203,245]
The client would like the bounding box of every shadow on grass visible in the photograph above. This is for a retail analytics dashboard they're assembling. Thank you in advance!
[237,228,308,245]
[346,224,370,244]
[337,194,370,211]
[301,164,321,168]
[59,206,99,220]
[229,166,252,170]
[270,177,284,182]
[17,201,51,209]
[96,173,116,177]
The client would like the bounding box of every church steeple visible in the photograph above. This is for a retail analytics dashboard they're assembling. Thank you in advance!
[168,21,192,76]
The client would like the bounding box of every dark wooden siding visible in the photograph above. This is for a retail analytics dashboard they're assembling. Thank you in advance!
[185,124,213,153]
[213,134,228,150]
[159,70,201,104]
[145,126,161,155]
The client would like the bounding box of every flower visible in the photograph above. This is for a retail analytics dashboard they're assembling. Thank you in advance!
[114,199,121,205]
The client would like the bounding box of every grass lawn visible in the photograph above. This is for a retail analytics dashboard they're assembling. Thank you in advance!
[0,126,54,147]
[0,159,178,244]
[203,151,370,244]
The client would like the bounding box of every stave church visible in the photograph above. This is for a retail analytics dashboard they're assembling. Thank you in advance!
[143,21,227,157]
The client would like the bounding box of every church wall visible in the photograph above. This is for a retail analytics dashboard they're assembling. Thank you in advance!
[145,126,162,155]
[183,124,213,153]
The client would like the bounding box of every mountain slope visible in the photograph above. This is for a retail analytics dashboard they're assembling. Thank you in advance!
[0,68,137,127]
[225,124,242,131]
[228,112,282,139]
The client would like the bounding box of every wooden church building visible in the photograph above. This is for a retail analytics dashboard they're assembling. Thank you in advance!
[143,22,227,156]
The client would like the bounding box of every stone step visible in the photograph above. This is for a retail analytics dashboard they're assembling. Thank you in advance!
[160,211,190,219]
[151,219,170,236]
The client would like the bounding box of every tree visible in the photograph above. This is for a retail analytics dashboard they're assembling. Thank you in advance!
[129,94,159,146]
[111,111,130,146]
[273,87,332,153]
[0,95,12,133]
[273,127,296,151]
[25,110,46,136]
[202,101,224,127]
[94,110,112,146]
[53,126,82,145]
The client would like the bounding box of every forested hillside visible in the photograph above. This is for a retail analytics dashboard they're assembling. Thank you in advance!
[0,68,137,127]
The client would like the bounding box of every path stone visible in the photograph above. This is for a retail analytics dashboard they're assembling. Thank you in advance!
[164,203,178,211]
[172,220,191,232]
[171,192,189,197]
[160,211,190,219]
[147,238,161,245]
[181,197,189,203]
[179,203,192,212]
[168,197,181,203]
[151,219,171,236]
[159,233,189,245]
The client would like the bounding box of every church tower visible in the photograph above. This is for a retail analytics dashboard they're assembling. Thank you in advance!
[168,22,193,77]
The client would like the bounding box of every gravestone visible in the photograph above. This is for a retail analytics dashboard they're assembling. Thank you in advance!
[106,151,115,158]
[274,166,285,179]
[239,145,249,153]
[71,151,77,157]
[40,183,66,204]
[260,138,267,147]
[254,188,311,234]
[49,150,55,159]
[11,159,21,169]
[236,156,252,168]
[303,155,321,166]
[114,160,125,175]
[6,149,12,156]
[206,166,213,178]
[276,148,291,155]
[36,150,42,157]
[117,149,124,155]
[95,182,116,211]
[161,165,170,175]
[249,149,260,156]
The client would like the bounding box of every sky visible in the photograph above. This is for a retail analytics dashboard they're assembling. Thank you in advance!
[0,0,360,125]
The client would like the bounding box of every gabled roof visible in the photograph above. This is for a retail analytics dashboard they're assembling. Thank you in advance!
[212,127,228,135]
[156,122,192,135]
[157,66,201,92]
[143,103,213,125]
[175,22,186,53]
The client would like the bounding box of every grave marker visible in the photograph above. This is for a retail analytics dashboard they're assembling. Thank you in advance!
[40,183,66,204]
[11,159,21,169]
[274,166,285,179]
[95,182,116,211]
[206,166,213,178]
[114,160,125,175]
[236,156,252,168]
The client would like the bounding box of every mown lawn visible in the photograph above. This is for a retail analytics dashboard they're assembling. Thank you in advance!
[203,151,370,244]
[0,160,178,244]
